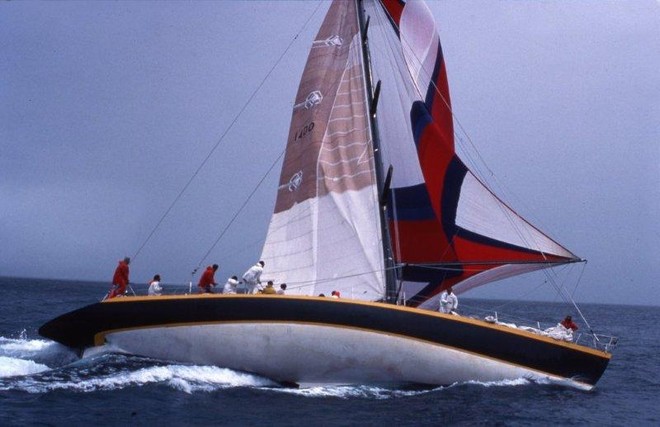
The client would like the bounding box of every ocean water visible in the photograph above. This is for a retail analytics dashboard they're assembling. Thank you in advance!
[1,277,658,426]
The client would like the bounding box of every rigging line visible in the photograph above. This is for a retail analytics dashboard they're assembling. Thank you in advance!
[550,260,596,334]
[195,149,285,271]
[131,1,325,264]
[547,263,572,304]
[537,260,600,338]
[571,259,588,301]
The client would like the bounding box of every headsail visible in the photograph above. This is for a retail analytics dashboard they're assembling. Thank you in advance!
[261,0,579,306]
[371,0,579,307]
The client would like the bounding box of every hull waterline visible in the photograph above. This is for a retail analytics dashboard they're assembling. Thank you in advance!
[39,295,611,389]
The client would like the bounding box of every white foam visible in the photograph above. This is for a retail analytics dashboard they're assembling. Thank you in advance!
[70,364,273,393]
[277,384,439,399]
[0,356,50,378]
[0,362,277,394]
[463,377,532,388]
[0,335,78,369]
[279,378,538,398]
[0,337,52,356]
[82,343,126,359]
[465,376,590,391]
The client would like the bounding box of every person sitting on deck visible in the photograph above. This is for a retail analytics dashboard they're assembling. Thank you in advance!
[331,290,340,298]
[276,283,287,295]
[261,280,277,294]
[222,276,239,294]
[198,264,219,293]
[148,274,162,296]
[439,287,458,315]
[560,315,579,331]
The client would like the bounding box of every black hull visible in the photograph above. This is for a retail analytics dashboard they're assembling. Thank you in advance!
[39,295,610,388]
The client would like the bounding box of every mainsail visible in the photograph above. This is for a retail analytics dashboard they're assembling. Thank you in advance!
[261,0,579,307]
[261,0,385,300]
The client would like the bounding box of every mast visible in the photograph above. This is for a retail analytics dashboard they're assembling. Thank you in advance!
[356,0,398,303]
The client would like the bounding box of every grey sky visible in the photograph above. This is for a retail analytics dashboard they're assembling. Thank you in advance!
[1,1,658,306]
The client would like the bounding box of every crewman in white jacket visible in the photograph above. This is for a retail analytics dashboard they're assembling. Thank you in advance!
[241,261,265,294]
[222,276,239,294]
[147,274,163,296]
[439,287,458,314]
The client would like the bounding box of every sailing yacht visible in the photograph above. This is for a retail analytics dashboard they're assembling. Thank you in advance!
[40,0,614,390]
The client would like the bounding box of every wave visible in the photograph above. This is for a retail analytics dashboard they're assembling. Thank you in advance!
[0,356,50,378]
[273,378,538,399]
[0,331,86,387]
[462,377,533,388]
[0,338,279,394]
[0,333,78,378]
[274,384,441,399]
[1,358,277,394]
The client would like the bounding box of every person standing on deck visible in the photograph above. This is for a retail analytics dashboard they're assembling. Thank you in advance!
[198,264,219,293]
[439,287,458,314]
[241,261,264,294]
[108,257,130,299]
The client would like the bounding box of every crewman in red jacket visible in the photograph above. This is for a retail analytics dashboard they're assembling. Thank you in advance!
[560,315,579,331]
[198,264,219,293]
[108,257,131,299]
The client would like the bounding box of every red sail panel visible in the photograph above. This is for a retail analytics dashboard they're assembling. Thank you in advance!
[380,0,404,26]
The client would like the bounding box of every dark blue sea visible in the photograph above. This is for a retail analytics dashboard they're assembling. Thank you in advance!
[1,277,658,426]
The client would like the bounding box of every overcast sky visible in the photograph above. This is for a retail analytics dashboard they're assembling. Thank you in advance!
[1,1,658,306]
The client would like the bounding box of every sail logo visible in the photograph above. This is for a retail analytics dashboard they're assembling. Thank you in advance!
[287,171,303,192]
[294,91,323,110]
[313,35,342,47]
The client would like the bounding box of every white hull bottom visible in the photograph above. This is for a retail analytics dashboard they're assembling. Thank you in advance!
[96,323,591,390]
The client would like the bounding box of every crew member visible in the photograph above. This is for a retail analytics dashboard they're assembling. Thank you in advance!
[262,280,277,294]
[439,287,458,314]
[560,315,578,331]
[198,264,219,293]
[108,257,130,299]
[223,276,239,294]
[241,261,264,294]
[148,274,163,296]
